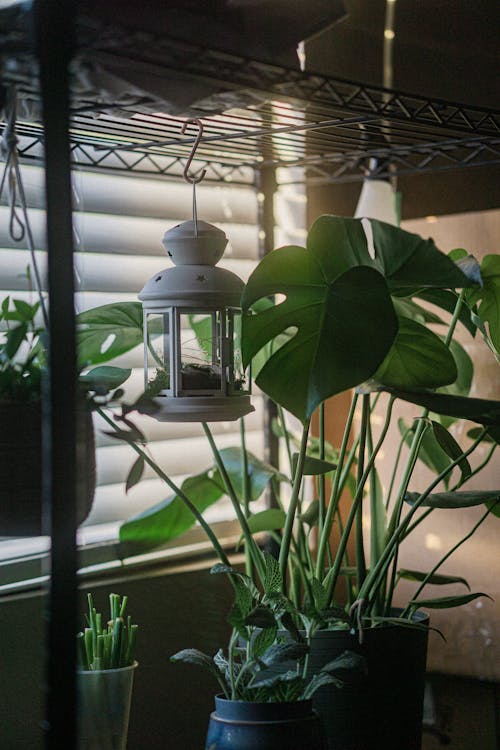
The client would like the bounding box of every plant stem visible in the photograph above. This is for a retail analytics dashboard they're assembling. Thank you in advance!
[203,422,266,585]
[355,395,370,588]
[401,504,497,617]
[357,428,487,610]
[98,407,231,566]
[239,417,253,578]
[385,426,411,511]
[279,418,311,589]
[318,402,326,542]
[278,404,294,475]
[324,396,395,603]
[315,393,358,580]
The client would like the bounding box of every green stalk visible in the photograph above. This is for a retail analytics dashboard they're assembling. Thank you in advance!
[401,503,496,618]
[449,442,496,490]
[318,402,326,541]
[402,507,434,538]
[239,418,253,578]
[278,404,294,475]
[203,422,266,585]
[279,418,311,588]
[98,407,231,567]
[357,428,487,610]
[324,396,395,603]
[355,395,370,588]
[385,427,411,511]
[315,393,358,579]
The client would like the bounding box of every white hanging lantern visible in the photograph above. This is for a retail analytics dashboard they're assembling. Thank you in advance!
[139,217,253,422]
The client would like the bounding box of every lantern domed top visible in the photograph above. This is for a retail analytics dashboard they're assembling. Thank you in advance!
[163,219,227,266]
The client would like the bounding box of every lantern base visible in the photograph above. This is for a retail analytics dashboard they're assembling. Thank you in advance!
[151,395,254,422]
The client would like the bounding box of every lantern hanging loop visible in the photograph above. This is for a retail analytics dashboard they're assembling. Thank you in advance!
[181,118,207,237]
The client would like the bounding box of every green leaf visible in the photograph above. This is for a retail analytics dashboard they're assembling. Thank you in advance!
[251,626,278,659]
[80,365,132,392]
[210,564,260,600]
[430,420,471,483]
[245,606,276,629]
[262,550,283,594]
[245,508,286,535]
[260,642,308,667]
[467,254,500,355]
[369,466,386,568]
[77,302,156,367]
[409,592,492,609]
[214,447,285,503]
[405,490,500,509]
[437,339,473,399]
[13,299,39,322]
[392,297,444,326]
[5,322,27,358]
[414,289,477,337]
[311,577,329,611]
[373,317,457,390]
[398,418,452,486]
[118,471,224,553]
[372,388,500,428]
[369,220,474,292]
[234,578,255,619]
[125,456,145,493]
[320,650,366,676]
[170,648,221,682]
[467,427,499,444]
[300,499,320,527]
[398,569,470,590]
[292,453,337,476]
[242,255,398,421]
[369,616,445,641]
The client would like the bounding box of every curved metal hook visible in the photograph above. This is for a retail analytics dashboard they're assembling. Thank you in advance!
[181,118,207,185]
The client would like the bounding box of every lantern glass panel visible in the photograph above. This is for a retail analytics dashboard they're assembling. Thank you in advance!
[180,311,223,392]
[230,310,248,394]
[145,311,171,393]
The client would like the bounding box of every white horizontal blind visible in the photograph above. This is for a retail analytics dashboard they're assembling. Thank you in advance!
[0,162,264,545]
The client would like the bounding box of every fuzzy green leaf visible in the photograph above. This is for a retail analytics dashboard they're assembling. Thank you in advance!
[262,550,283,594]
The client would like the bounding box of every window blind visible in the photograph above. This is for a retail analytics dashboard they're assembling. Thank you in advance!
[0,162,264,546]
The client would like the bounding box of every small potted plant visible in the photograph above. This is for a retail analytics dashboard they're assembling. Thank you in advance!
[77,592,139,750]
[172,559,364,750]
[0,293,132,536]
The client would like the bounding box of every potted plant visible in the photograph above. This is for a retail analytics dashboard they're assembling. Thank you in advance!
[77,592,139,750]
[86,217,499,750]
[0,293,132,536]
[172,559,364,750]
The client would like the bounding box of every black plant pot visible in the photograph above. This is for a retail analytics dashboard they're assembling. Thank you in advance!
[0,400,96,536]
[308,612,429,750]
[205,695,326,750]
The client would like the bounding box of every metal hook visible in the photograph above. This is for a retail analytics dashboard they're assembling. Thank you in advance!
[181,118,206,185]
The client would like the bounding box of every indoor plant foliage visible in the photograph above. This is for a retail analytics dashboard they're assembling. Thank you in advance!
[77,593,139,750]
[0,291,132,535]
[82,216,499,748]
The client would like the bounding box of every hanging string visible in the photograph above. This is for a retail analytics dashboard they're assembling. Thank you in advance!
[1,86,49,329]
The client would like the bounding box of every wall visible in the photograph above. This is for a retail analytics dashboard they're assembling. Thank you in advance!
[0,557,234,749]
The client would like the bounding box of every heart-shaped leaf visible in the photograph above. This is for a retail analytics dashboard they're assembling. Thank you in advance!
[214,447,286,503]
[467,254,500,355]
[80,365,132,392]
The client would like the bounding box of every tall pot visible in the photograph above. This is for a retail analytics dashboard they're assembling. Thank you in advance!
[308,612,429,750]
[0,400,96,536]
[206,695,326,750]
[77,661,138,750]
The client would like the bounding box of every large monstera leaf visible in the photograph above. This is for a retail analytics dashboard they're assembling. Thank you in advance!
[241,216,478,421]
[241,244,399,422]
[306,215,474,294]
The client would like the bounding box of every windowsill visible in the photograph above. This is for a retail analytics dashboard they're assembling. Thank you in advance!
[0,519,243,596]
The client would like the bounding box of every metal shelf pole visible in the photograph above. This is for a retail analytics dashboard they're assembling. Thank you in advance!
[34,1,78,747]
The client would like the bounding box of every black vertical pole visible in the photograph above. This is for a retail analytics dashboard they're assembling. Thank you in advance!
[256,165,280,519]
[34,2,78,748]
